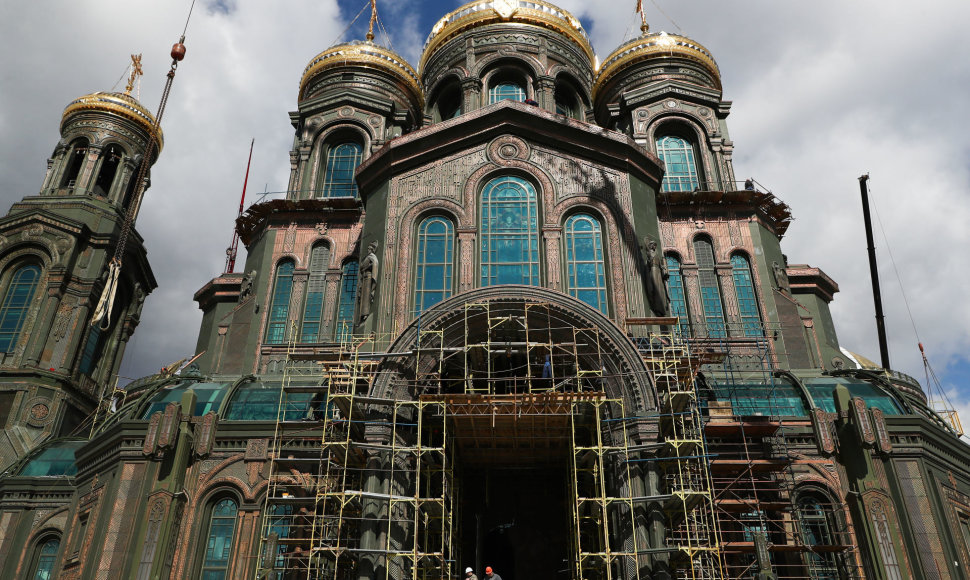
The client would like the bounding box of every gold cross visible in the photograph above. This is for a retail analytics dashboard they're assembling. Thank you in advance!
[125,54,143,95]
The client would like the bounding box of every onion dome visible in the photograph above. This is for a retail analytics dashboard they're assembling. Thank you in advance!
[299,41,423,109]
[420,0,594,73]
[594,31,721,101]
[62,91,163,151]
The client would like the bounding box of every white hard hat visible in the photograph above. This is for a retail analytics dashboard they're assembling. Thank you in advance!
[466,568,473,574]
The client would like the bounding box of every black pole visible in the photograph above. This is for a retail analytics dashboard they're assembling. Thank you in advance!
[858,174,891,369]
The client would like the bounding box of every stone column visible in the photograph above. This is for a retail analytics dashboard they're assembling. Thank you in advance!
[461,78,483,113]
[321,271,342,339]
[535,75,556,110]
[458,230,476,292]
[543,228,562,291]
[77,144,102,195]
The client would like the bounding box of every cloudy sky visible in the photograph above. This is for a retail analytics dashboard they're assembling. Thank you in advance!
[1,0,968,418]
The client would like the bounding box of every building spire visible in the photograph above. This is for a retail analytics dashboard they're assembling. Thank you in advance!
[635,0,649,34]
[124,54,143,96]
[366,0,377,41]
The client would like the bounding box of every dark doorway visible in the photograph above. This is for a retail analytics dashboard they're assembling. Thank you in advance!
[459,467,570,580]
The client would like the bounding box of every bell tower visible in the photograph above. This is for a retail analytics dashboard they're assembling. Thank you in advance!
[0,58,160,471]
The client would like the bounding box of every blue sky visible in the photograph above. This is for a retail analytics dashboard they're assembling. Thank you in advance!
[1,0,969,422]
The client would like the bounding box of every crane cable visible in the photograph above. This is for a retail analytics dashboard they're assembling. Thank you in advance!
[868,178,958,416]
[91,0,195,329]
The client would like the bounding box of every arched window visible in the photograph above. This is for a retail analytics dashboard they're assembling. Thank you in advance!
[334,261,358,341]
[693,238,726,337]
[0,263,42,353]
[93,145,122,197]
[665,255,691,336]
[300,244,331,342]
[60,140,87,189]
[414,216,454,316]
[320,141,363,198]
[488,75,526,104]
[28,536,60,580]
[731,254,763,337]
[797,493,842,578]
[78,324,104,376]
[436,83,462,120]
[656,134,700,192]
[480,176,540,286]
[200,498,238,580]
[554,78,582,119]
[266,261,295,344]
[563,213,608,314]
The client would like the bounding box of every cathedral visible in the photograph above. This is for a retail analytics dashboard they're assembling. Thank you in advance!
[2,1,970,579]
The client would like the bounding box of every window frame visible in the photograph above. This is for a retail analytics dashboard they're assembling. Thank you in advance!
[562,211,609,315]
[692,236,727,338]
[27,533,61,580]
[334,260,359,342]
[413,215,455,317]
[665,252,692,336]
[0,261,43,354]
[655,131,701,192]
[479,174,542,287]
[300,243,332,343]
[730,252,764,337]
[317,138,364,199]
[197,495,240,580]
[266,260,295,345]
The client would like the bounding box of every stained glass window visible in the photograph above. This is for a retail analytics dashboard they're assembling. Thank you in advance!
[489,81,525,104]
[414,216,454,316]
[798,494,841,579]
[665,255,691,336]
[480,176,540,286]
[335,261,358,341]
[656,135,699,192]
[31,537,60,580]
[0,264,41,352]
[301,244,331,342]
[266,261,294,344]
[320,142,362,198]
[564,213,608,314]
[201,498,237,580]
[693,238,726,337]
[731,254,763,337]
[78,324,103,376]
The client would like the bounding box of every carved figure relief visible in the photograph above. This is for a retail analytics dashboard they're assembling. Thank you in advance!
[357,241,379,323]
[642,236,670,316]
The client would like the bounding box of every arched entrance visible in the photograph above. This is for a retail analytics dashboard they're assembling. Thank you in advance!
[365,287,658,580]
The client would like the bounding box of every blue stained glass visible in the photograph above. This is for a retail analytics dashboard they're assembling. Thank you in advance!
[414,217,454,316]
[489,81,525,104]
[693,238,726,337]
[564,214,608,314]
[798,495,841,576]
[32,537,60,580]
[78,324,103,376]
[665,256,691,335]
[656,135,699,192]
[301,244,331,342]
[731,254,763,337]
[320,142,362,198]
[19,441,84,477]
[480,176,540,286]
[0,264,41,352]
[266,261,294,344]
[201,498,237,579]
[803,377,902,415]
[335,261,358,341]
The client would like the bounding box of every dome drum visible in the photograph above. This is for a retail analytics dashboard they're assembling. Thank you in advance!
[299,41,424,119]
[61,91,163,153]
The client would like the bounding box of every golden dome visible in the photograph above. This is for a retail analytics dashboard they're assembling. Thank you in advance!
[62,91,163,151]
[594,31,721,100]
[299,41,423,108]
[420,0,594,73]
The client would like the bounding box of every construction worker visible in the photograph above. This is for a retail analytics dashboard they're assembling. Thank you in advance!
[465,566,478,580]
[484,566,503,580]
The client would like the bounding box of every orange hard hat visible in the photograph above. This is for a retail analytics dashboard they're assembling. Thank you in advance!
[486,567,493,574]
